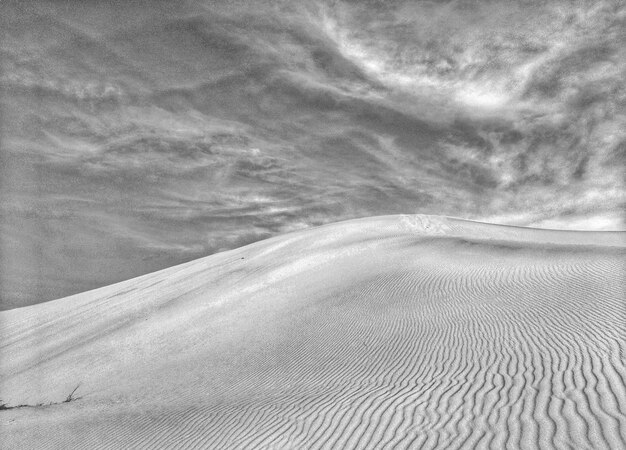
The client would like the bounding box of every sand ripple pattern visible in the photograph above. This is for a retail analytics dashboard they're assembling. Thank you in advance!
[1,216,625,449]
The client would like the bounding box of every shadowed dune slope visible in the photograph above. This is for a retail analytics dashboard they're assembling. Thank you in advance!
[1,215,625,449]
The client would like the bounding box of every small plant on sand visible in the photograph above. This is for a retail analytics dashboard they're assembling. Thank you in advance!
[64,383,81,403]
[0,383,82,412]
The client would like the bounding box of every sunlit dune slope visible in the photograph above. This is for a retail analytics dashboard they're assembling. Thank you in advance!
[1,215,625,449]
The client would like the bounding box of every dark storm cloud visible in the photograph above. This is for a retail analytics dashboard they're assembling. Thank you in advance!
[1,0,624,308]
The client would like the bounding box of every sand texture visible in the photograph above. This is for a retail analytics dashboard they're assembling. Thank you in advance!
[1,215,625,449]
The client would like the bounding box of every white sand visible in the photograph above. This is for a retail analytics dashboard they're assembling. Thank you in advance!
[1,215,625,449]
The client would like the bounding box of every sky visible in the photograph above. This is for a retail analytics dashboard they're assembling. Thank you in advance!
[1,0,624,309]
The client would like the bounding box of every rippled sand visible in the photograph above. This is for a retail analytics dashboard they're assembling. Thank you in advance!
[1,215,624,449]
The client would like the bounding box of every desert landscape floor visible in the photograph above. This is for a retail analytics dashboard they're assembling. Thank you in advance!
[1,215,625,449]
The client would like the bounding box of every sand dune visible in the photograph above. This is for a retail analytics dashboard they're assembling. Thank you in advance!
[1,215,625,449]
